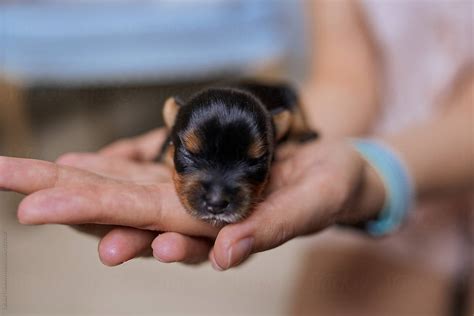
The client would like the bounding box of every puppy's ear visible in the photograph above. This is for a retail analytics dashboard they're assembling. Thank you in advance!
[163,97,180,129]
[272,110,292,140]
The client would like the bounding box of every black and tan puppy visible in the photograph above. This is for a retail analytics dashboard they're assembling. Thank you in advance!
[159,81,315,226]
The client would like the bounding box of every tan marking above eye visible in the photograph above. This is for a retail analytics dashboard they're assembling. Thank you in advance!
[181,130,201,153]
[248,139,266,159]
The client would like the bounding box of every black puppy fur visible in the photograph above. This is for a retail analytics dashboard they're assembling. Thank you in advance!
[159,81,315,226]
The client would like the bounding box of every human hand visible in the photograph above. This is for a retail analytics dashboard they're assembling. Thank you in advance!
[52,128,167,265]
[84,136,384,270]
[54,127,216,266]
[2,137,384,270]
[150,138,386,270]
[0,127,218,266]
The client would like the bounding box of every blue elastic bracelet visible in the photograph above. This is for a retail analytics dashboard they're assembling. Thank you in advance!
[351,139,414,236]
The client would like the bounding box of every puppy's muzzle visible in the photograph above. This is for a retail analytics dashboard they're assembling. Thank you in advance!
[202,184,230,214]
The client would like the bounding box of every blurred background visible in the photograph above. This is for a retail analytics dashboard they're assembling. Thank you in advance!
[0,1,472,316]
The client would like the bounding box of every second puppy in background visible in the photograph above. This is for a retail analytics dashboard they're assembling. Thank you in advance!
[159,81,317,226]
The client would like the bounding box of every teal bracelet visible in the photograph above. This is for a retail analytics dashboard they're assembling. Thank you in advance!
[351,139,414,236]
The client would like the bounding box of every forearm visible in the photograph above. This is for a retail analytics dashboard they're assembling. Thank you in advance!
[302,0,379,137]
[341,107,472,226]
[346,71,473,225]
[382,89,473,198]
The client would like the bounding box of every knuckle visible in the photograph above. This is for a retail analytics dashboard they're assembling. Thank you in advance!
[272,220,296,246]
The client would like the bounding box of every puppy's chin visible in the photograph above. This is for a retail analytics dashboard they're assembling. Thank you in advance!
[197,211,250,227]
[199,216,233,228]
[175,190,251,226]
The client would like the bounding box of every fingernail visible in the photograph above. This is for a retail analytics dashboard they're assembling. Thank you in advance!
[226,237,254,269]
[210,253,224,271]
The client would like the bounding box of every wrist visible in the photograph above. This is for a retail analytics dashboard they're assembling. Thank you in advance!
[344,139,415,236]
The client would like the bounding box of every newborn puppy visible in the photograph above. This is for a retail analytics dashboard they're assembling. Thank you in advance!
[159,81,315,226]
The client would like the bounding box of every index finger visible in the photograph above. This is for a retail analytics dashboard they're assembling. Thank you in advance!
[18,182,218,238]
[1,156,218,238]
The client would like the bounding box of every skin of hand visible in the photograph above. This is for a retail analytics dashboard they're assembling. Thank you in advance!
[0,137,385,270]
[56,128,215,266]
[56,129,155,265]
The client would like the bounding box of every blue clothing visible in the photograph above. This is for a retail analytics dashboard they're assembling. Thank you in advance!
[0,0,305,86]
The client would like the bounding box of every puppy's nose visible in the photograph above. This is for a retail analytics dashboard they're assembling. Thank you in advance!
[204,188,230,214]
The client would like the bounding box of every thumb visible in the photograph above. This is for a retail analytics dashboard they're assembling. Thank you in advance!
[211,184,318,271]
